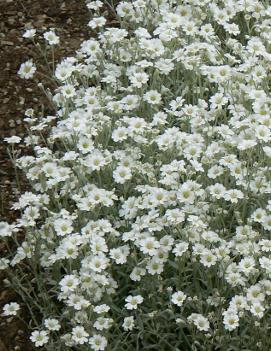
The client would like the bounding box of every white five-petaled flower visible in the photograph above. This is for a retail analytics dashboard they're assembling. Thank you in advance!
[30,330,49,347]
[125,295,144,310]
[113,166,132,184]
[4,136,21,144]
[23,29,36,39]
[188,313,210,332]
[89,334,108,350]
[144,90,162,105]
[18,60,36,79]
[44,30,60,45]
[171,291,187,307]
[2,302,20,316]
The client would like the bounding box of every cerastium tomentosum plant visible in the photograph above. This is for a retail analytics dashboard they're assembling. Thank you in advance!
[1,0,271,350]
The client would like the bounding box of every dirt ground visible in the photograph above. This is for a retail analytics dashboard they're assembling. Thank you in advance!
[0,0,90,349]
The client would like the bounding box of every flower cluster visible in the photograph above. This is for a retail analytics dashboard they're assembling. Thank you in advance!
[2,0,271,350]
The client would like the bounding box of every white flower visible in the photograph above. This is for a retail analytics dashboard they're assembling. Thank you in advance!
[89,254,109,272]
[208,183,226,199]
[256,125,271,142]
[55,61,74,81]
[130,72,149,88]
[116,2,134,18]
[200,250,217,267]
[4,136,21,144]
[84,151,107,172]
[246,285,265,303]
[67,294,90,310]
[112,127,128,142]
[144,90,162,105]
[239,257,255,275]
[113,166,132,184]
[18,60,36,79]
[86,0,103,10]
[72,326,89,344]
[44,30,60,45]
[229,295,247,311]
[171,291,187,307]
[125,295,144,310]
[2,302,20,316]
[259,257,271,273]
[146,258,164,275]
[188,313,210,332]
[30,330,49,347]
[155,58,174,74]
[93,304,110,314]
[88,16,106,29]
[44,318,61,331]
[177,184,195,204]
[93,317,113,331]
[130,267,146,281]
[250,302,265,319]
[139,236,160,256]
[23,29,36,39]
[110,245,130,264]
[89,334,108,351]
[263,146,271,157]
[121,95,140,111]
[173,242,189,257]
[54,218,73,236]
[61,84,76,98]
[59,274,80,293]
[263,215,271,230]
[0,222,13,237]
[165,209,185,225]
[223,311,239,331]
[122,316,135,331]
[224,189,244,203]
[0,258,9,270]
[210,92,228,109]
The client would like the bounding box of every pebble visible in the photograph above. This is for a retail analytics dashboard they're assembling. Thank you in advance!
[1,40,14,46]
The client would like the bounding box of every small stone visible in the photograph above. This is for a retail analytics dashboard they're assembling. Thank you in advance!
[19,97,25,105]
[1,41,14,46]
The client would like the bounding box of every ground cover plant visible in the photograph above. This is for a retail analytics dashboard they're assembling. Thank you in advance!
[1,0,271,350]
